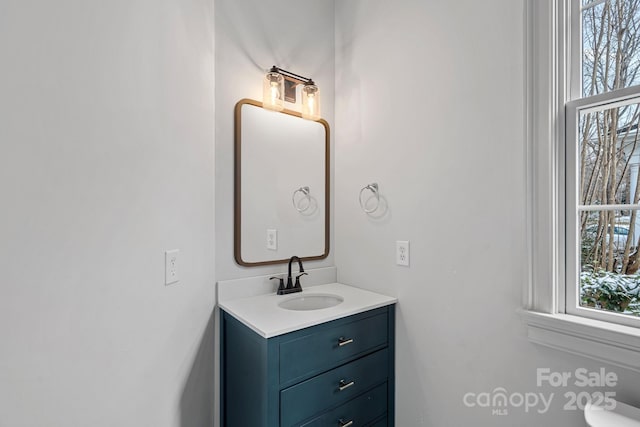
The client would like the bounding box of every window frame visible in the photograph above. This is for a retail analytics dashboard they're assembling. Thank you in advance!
[566,87,640,328]
[524,0,640,372]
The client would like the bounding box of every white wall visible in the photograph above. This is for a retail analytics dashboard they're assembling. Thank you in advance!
[0,1,215,426]
[335,1,640,426]
[214,0,335,281]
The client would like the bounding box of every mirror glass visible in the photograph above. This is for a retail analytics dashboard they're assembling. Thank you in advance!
[235,99,329,266]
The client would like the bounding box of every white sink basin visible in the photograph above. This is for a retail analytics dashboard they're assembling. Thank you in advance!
[278,294,344,311]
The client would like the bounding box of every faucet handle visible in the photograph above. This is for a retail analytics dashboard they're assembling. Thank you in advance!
[294,272,308,289]
[269,276,285,293]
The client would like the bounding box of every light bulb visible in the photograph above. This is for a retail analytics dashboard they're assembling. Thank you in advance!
[263,71,284,112]
[269,82,280,104]
[301,83,321,121]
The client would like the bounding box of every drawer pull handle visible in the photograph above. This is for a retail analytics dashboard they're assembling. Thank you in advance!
[338,337,354,347]
[338,379,355,391]
[339,419,354,427]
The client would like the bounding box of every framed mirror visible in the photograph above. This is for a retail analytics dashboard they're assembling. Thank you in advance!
[234,99,329,266]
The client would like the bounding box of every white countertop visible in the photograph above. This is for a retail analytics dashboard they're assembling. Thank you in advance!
[218,283,397,338]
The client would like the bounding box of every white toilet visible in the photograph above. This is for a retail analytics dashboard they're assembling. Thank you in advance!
[585,401,640,426]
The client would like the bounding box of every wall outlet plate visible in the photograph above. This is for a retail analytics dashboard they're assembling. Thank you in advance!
[267,229,277,250]
[396,241,410,266]
[165,249,180,285]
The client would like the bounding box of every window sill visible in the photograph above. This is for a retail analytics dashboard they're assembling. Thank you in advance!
[521,310,640,373]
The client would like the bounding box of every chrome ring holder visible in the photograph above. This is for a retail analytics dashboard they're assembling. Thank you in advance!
[292,186,312,212]
[359,183,380,213]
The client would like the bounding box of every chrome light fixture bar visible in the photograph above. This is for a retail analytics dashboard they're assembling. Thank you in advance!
[263,65,321,121]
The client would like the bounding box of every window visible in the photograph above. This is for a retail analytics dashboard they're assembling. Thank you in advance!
[566,0,640,327]
[523,0,640,372]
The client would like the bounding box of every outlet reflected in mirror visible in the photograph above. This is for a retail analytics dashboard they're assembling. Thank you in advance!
[234,99,329,266]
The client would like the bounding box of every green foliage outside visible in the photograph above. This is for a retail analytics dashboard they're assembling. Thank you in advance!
[580,269,640,315]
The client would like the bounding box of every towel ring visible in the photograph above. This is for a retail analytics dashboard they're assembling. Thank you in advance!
[292,186,312,212]
[359,183,380,213]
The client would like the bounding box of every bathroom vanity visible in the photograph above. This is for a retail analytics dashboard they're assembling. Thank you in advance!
[227,100,394,425]
[219,282,396,427]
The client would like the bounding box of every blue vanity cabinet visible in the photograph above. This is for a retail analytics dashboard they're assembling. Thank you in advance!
[221,305,395,427]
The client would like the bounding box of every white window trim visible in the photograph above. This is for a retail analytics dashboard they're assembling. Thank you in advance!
[523,0,640,372]
[521,310,640,372]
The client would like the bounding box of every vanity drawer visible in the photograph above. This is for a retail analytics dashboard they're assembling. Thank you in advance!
[280,349,389,427]
[369,416,388,427]
[279,311,388,384]
[299,382,387,427]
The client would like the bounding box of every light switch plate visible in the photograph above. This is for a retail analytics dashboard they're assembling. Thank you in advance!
[165,249,180,285]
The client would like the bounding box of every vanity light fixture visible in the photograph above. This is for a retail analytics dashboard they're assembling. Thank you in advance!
[262,65,321,121]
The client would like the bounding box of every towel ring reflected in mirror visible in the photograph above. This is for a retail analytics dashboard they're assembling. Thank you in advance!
[292,186,312,212]
[359,183,380,214]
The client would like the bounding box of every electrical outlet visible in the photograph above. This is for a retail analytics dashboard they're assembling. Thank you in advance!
[396,241,410,266]
[165,249,180,285]
[267,229,277,250]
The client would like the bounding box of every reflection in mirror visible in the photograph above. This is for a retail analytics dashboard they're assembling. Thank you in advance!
[234,99,329,266]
